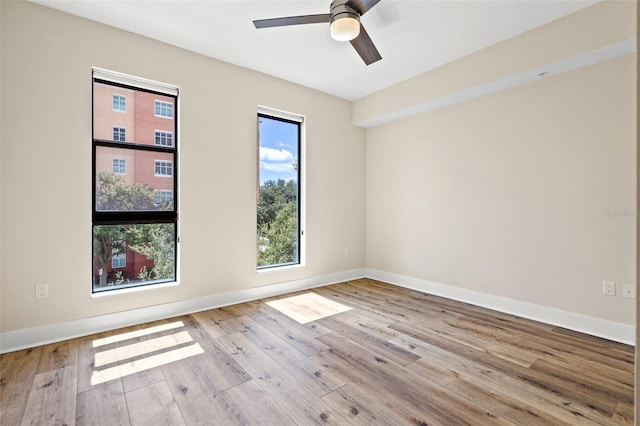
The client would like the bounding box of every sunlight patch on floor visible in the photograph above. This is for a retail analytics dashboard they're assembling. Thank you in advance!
[92,321,185,348]
[91,342,204,386]
[266,292,351,324]
[90,320,203,386]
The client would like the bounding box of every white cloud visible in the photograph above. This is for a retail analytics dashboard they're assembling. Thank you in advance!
[260,146,293,162]
[260,161,294,173]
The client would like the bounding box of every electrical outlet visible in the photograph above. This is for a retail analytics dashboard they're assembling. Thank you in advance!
[344,247,350,257]
[623,283,636,299]
[602,280,615,296]
[35,284,49,299]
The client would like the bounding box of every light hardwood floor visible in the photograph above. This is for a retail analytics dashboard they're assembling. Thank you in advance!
[0,279,634,425]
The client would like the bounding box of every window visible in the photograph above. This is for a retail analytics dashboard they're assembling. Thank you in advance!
[155,130,173,147]
[112,252,126,268]
[257,110,303,269]
[155,100,173,118]
[113,127,126,142]
[155,190,173,208]
[112,158,126,174]
[112,94,126,112]
[93,69,178,293]
[155,160,173,177]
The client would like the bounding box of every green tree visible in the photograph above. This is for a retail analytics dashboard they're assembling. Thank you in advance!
[257,201,297,267]
[128,223,175,282]
[93,225,127,287]
[93,172,174,287]
[96,171,156,211]
[257,179,297,226]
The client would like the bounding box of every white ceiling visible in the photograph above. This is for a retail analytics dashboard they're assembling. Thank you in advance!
[33,0,598,100]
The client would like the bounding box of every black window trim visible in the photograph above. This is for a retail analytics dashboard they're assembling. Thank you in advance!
[257,111,302,270]
[92,73,179,292]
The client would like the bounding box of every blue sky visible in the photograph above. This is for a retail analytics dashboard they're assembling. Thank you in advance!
[259,116,298,185]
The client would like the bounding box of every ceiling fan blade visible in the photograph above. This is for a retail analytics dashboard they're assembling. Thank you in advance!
[350,24,381,65]
[253,14,331,29]
[346,0,382,16]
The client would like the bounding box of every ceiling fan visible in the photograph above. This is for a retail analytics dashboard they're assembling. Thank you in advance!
[253,0,383,65]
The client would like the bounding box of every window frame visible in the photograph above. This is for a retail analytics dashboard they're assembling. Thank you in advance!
[154,160,173,177]
[92,71,179,293]
[154,100,173,118]
[154,130,173,147]
[112,126,126,142]
[112,158,126,175]
[256,108,305,270]
[112,94,126,112]
[111,251,126,268]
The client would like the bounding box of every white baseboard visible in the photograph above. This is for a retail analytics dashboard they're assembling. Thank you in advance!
[366,268,635,346]
[2,267,633,353]
[0,269,366,354]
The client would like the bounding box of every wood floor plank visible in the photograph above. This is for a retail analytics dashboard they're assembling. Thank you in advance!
[36,339,79,374]
[0,347,42,426]
[179,315,252,390]
[20,366,77,426]
[613,401,634,426]
[216,332,350,425]
[220,380,296,425]
[191,310,229,338]
[160,354,236,425]
[321,383,416,425]
[77,331,118,393]
[390,321,623,422]
[317,331,516,426]
[1,278,633,425]
[233,315,346,396]
[125,381,185,426]
[76,380,130,426]
[316,315,420,367]
[390,333,622,426]
[243,304,331,356]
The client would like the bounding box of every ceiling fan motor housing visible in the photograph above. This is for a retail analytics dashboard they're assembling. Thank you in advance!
[330,1,360,23]
[330,1,361,41]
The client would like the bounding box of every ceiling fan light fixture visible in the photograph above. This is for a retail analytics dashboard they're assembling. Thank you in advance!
[330,4,360,41]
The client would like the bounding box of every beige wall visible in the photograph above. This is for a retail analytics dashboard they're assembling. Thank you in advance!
[354,0,636,128]
[365,53,636,325]
[634,0,640,419]
[0,1,366,332]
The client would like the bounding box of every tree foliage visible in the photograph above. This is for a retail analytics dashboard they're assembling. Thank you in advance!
[93,172,174,287]
[128,224,175,282]
[257,179,297,226]
[96,171,156,211]
[257,179,298,267]
[93,224,127,287]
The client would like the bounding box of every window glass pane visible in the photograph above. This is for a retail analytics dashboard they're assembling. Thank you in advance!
[154,130,173,147]
[154,100,173,118]
[94,82,174,147]
[93,76,178,294]
[112,158,126,174]
[257,115,300,268]
[93,223,175,291]
[96,146,174,211]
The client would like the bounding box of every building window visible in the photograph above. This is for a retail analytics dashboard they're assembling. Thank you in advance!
[155,190,173,208]
[112,94,126,112]
[93,69,178,293]
[112,252,126,268]
[155,130,173,147]
[257,110,303,269]
[113,126,126,142]
[155,100,173,118]
[155,160,173,177]
[112,158,126,174]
